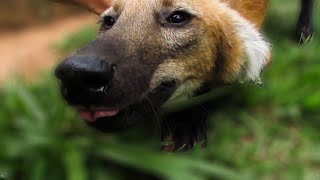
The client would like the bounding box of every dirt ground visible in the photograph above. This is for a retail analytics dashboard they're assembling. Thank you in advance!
[0,14,97,84]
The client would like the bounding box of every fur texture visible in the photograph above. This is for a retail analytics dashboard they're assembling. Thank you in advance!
[56,0,271,151]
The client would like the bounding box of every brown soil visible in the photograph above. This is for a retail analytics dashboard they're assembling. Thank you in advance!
[0,14,97,84]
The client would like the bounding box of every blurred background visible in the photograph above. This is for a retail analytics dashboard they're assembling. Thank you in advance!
[0,0,319,179]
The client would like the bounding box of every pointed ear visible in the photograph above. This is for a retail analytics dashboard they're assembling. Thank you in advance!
[214,8,271,84]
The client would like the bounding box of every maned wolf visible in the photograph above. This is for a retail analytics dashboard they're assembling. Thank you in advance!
[55,0,311,151]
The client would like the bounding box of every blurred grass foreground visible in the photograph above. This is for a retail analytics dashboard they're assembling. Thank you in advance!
[1,0,320,179]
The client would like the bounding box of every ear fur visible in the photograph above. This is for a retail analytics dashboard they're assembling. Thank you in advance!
[214,3,271,84]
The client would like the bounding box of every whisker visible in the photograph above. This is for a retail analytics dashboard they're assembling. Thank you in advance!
[157,85,176,90]
[145,97,162,131]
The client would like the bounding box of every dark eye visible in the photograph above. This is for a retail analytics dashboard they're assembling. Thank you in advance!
[166,11,192,24]
[103,16,116,27]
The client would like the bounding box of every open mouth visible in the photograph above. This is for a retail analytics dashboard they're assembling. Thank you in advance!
[77,108,120,122]
[59,80,177,132]
[74,105,138,132]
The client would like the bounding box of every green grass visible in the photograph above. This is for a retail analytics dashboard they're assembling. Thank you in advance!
[1,0,320,179]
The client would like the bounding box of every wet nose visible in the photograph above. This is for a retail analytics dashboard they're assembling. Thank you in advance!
[55,56,115,90]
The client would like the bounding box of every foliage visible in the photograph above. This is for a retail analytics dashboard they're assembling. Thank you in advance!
[1,0,320,179]
[55,25,98,54]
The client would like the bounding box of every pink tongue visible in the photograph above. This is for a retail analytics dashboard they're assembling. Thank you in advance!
[94,110,119,119]
[78,111,95,122]
[78,109,119,122]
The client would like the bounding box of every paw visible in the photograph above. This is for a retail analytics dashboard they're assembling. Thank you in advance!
[297,25,313,44]
[174,124,208,151]
[161,116,208,152]
[161,131,207,152]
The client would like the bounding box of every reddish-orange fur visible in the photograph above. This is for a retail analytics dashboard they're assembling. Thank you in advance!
[222,0,269,28]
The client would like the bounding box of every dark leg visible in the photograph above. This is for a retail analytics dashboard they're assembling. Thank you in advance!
[296,0,314,44]
[161,105,208,152]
